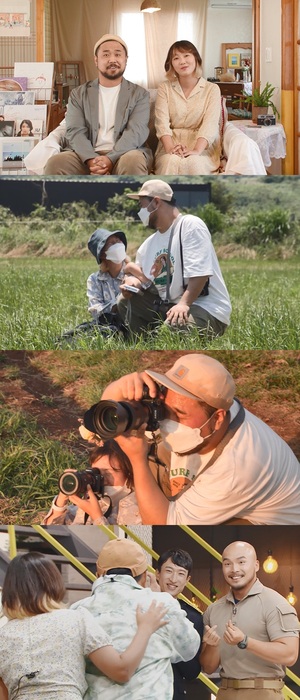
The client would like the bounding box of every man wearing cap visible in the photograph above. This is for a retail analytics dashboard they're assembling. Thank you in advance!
[200,540,299,699]
[45,35,152,176]
[71,538,200,699]
[117,179,231,335]
[87,228,128,328]
[99,353,300,525]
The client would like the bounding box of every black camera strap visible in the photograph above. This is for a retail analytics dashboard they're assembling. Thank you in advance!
[165,215,209,303]
[148,399,245,499]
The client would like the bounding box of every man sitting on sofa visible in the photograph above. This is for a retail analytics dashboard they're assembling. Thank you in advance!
[44,33,153,176]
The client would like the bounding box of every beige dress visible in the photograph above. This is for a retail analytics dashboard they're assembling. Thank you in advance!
[154,77,222,175]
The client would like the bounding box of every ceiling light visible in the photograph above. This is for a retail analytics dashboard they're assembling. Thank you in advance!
[286,586,297,606]
[262,550,278,574]
[140,0,161,12]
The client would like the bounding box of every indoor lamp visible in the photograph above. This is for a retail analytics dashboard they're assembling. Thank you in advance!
[286,586,297,606]
[140,0,161,12]
[262,551,278,574]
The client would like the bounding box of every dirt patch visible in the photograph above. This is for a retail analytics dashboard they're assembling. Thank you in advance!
[0,350,299,458]
[0,351,82,442]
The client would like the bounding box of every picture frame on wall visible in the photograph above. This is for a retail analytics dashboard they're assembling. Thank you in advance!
[227,53,241,69]
[0,0,31,37]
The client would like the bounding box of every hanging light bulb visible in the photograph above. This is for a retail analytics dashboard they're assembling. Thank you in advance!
[140,0,161,12]
[262,550,278,574]
[286,586,297,606]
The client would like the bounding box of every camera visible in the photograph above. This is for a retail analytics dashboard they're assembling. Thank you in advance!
[83,385,165,439]
[257,114,276,126]
[58,468,105,497]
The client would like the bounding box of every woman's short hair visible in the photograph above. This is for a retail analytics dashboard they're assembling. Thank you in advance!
[89,438,134,490]
[2,552,66,619]
[165,40,202,80]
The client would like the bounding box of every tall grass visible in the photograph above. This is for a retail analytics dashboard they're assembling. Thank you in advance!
[0,258,299,349]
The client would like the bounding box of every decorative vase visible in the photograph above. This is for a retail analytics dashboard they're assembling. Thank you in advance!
[252,105,268,124]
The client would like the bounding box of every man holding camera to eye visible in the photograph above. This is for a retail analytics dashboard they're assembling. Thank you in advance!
[92,353,300,525]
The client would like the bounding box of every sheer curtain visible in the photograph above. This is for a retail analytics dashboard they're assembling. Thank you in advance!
[51,0,207,87]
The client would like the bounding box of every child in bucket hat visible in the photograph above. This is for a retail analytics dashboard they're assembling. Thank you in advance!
[86,228,129,333]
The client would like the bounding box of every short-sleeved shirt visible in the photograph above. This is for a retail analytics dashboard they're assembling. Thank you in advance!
[135,214,231,325]
[0,607,112,699]
[71,573,200,700]
[203,580,300,679]
[166,401,300,525]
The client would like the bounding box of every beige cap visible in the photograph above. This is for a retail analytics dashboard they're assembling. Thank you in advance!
[127,179,174,201]
[96,539,148,577]
[94,34,128,56]
[146,354,235,411]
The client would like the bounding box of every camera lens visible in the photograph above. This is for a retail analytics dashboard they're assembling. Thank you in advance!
[59,472,79,496]
[83,400,150,439]
[100,406,119,432]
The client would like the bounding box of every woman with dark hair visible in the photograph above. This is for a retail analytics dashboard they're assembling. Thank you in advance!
[154,40,222,175]
[17,119,34,136]
[42,438,142,526]
[0,552,166,700]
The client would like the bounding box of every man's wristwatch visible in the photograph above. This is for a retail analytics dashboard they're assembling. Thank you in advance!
[140,280,153,290]
[237,635,248,649]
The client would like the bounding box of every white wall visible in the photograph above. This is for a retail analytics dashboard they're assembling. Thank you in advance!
[203,6,252,78]
[260,0,281,116]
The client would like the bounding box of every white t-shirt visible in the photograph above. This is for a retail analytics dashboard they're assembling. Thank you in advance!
[166,400,300,525]
[136,214,231,325]
[95,84,121,153]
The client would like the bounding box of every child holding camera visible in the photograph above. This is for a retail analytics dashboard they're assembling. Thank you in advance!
[42,440,142,526]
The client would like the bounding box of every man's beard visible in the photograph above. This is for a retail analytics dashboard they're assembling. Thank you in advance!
[100,67,125,81]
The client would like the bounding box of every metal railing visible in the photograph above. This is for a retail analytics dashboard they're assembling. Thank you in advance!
[3,523,300,699]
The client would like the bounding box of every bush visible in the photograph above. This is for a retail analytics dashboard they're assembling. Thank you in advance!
[193,202,225,234]
[234,208,292,247]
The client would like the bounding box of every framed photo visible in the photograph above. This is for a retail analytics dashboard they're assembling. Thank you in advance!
[227,53,240,68]
[241,55,252,69]
[0,120,15,137]
[0,136,39,170]
[0,1,31,37]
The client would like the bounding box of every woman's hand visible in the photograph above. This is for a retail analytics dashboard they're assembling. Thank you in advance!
[168,143,187,156]
[136,600,168,633]
[69,484,104,522]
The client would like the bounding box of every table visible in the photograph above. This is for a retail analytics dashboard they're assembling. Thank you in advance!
[231,120,286,168]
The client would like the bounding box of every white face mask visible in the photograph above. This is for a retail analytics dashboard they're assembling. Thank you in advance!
[105,242,126,263]
[159,415,216,454]
[138,200,158,227]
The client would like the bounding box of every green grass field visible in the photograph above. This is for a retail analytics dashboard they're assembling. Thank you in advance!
[0,257,299,350]
[1,349,299,523]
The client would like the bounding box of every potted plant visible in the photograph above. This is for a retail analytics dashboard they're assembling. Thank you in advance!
[243,81,280,123]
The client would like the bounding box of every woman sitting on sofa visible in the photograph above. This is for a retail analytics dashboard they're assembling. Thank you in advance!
[154,40,222,175]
